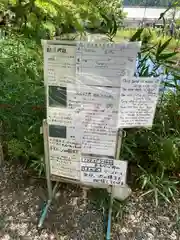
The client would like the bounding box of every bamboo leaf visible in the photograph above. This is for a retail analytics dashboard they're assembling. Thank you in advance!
[156,38,172,56]
[158,52,178,60]
[130,28,144,42]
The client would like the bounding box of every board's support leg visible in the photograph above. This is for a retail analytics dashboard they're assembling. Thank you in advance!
[38,199,52,228]
[82,186,89,206]
[38,182,59,228]
[0,121,4,166]
[106,188,113,240]
[43,119,53,199]
[38,120,54,228]
[106,129,123,240]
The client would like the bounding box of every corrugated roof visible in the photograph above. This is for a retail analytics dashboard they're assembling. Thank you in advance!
[123,7,180,20]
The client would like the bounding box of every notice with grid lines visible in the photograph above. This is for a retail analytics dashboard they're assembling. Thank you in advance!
[76,41,141,87]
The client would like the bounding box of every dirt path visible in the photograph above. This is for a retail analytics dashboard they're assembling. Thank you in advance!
[0,162,180,240]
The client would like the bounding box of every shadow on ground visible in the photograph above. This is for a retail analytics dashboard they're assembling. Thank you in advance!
[0,162,104,240]
[0,162,180,240]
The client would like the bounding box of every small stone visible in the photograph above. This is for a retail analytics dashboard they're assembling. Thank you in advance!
[113,184,132,201]
[158,216,170,222]
[150,227,156,233]
[129,214,136,222]
[1,234,10,240]
[55,191,61,198]
[170,231,176,240]
[146,232,154,239]
[7,216,13,221]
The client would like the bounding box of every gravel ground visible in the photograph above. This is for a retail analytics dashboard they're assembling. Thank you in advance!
[0,162,180,240]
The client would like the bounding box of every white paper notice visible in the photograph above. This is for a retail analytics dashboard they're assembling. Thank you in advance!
[47,107,83,129]
[80,156,127,186]
[118,77,160,128]
[67,84,119,156]
[44,44,76,86]
[50,154,80,180]
[48,125,81,179]
[76,41,141,87]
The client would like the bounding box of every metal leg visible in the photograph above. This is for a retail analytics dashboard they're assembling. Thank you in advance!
[38,120,54,228]
[0,122,4,166]
[38,182,59,228]
[106,129,123,239]
[43,119,53,199]
[106,189,113,240]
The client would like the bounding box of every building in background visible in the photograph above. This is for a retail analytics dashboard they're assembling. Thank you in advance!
[123,7,180,28]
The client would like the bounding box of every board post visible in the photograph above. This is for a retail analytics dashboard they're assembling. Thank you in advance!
[0,121,4,166]
[43,119,53,199]
[39,39,160,236]
[38,119,53,228]
[106,129,123,240]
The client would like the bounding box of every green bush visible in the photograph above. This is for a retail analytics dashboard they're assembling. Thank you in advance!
[0,36,45,170]
[0,7,180,205]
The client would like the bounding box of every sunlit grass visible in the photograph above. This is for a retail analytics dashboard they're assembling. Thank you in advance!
[115,28,180,50]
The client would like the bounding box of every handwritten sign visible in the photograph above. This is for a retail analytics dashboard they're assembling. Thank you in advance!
[76,42,141,87]
[44,44,76,86]
[80,156,127,186]
[118,77,160,128]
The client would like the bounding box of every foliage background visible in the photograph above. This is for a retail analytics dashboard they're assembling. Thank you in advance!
[0,0,180,204]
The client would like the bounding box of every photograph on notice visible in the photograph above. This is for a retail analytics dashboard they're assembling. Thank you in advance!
[49,125,66,139]
[48,86,67,107]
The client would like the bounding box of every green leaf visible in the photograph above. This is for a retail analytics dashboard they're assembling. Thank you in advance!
[141,43,157,53]
[156,38,172,56]
[100,12,112,33]
[158,52,178,60]
[140,189,153,198]
[157,189,171,204]
[142,177,148,189]
[164,82,176,88]
[110,14,117,37]
[130,28,144,42]
[154,189,158,207]
[158,7,171,20]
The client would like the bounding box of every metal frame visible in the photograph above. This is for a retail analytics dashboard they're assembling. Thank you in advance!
[106,129,123,240]
[38,39,125,239]
[38,120,123,240]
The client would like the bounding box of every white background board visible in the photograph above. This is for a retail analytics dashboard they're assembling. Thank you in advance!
[43,40,160,183]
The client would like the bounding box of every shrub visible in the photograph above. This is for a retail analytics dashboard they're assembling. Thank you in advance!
[0,36,45,170]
